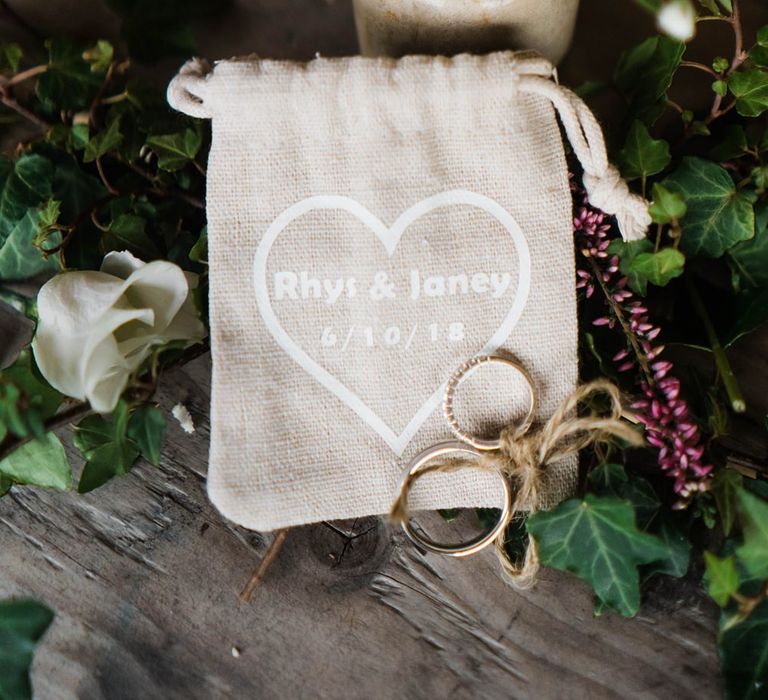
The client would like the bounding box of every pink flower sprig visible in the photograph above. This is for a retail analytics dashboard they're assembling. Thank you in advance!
[573,187,712,507]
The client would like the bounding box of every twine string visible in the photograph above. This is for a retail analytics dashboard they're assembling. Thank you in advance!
[390,379,644,589]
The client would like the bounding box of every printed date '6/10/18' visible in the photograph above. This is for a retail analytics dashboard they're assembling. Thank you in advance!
[321,323,465,351]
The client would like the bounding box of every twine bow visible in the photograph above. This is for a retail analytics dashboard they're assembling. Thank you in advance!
[390,379,644,589]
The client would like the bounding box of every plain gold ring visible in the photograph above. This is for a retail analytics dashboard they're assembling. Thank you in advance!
[443,354,537,451]
[395,441,513,557]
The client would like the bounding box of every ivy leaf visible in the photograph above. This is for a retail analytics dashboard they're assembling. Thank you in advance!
[663,157,755,257]
[127,404,165,466]
[704,553,739,606]
[2,351,62,421]
[709,125,749,162]
[735,489,768,579]
[36,39,102,112]
[0,433,72,491]
[722,288,768,347]
[649,182,687,224]
[0,210,60,280]
[720,598,768,700]
[712,469,743,536]
[83,116,123,163]
[189,226,207,264]
[526,494,671,616]
[102,213,160,259]
[643,514,690,579]
[587,463,660,528]
[0,154,58,278]
[608,239,684,294]
[0,599,54,700]
[82,40,114,73]
[587,463,690,578]
[627,247,685,294]
[729,204,768,288]
[608,239,652,292]
[729,69,768,117]
[614,36,685,124]
[146,126,202,172]
[617,120,671,181]
[74,402,140,493]
[0,43,22,74]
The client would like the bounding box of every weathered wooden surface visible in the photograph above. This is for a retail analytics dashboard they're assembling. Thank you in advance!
[1,354,722,700]
[2,0,768,698]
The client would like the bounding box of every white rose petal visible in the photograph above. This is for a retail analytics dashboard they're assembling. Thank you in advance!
[172,403,195,434]
[657,0,696,42]
[33,251,207,413]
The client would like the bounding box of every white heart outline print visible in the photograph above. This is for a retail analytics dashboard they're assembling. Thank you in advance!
[253,190,532,456]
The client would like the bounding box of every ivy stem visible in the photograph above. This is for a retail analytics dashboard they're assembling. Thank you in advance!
[680,61,718,78]
[2,64,47,87]
[0,89,50,131]
[704,0,747,127]
[685,277,746,414]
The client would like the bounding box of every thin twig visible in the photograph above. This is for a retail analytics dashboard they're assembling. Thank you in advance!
[0,402,91,463]
[0,91,49,131]
[2,64,47,87]
[239,529,289,602]
[680,61,718,78]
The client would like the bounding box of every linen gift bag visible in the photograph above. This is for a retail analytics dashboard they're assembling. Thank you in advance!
[168,52,648,531]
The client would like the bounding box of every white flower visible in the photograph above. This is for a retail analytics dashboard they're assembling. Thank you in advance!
[171,403,195,434]
[33,251,207,413]
[657,0,697,42]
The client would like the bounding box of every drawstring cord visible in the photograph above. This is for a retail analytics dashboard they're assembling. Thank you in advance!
[167,57,651,241]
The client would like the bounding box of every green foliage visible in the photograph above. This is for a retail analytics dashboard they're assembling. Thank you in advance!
[147,126,202,171]
[0,599,53,700]
[0,433,71,491]
[608,239,685,294]
[720,599,768,700]
[127,404,166,466]
[617,120,671,181]
[648,182,687,224]
[0,352,62,445]
[729,203,768,288]
[705,552,739,606]
[72,401,165,492]
[663,157,755,257]
[614,36,685,123]
[712,469,743,536]
[73,401,141,493]
[36,39,103,112]
[0,154,60,280]
[736,490,768,580]
[526,492,673,616]
[729,70,768,117]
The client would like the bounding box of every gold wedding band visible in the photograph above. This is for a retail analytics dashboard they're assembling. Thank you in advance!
[443,354,537,450]
[395,441,513,557]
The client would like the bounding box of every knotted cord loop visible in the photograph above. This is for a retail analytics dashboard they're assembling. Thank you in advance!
[517,74,651,242]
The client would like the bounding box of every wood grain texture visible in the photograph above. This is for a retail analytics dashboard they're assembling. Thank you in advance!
[3,0,768,697]
[0,353,722,699]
